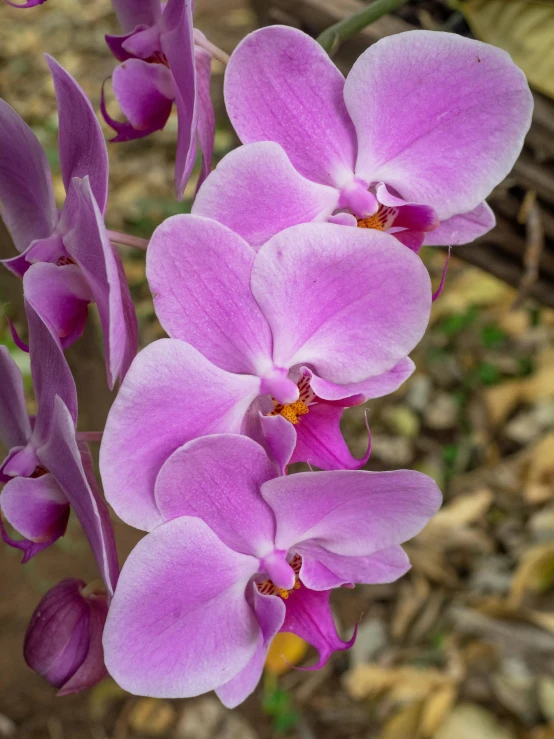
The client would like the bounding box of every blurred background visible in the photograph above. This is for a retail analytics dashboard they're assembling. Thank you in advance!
[1,0,554,737]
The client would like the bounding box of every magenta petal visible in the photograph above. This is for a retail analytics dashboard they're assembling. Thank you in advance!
[103,516,260,698]
[155,434,277,555]
[345,31,533,219]
[23,262,91,348]
[298,544,410,590]
[0,516,53,562]
[307,358,415,402]
[46,56,109,214]
[99,339,261,532]
[262,469,442,556]
[194,44,215,190]
[0,99,56,252]
[160,0,197,199]
[26,298,78,445]
[280,587,355,669]
[63,176,138,387]
[424,201,496,246]
[112,59,174,133]
[252,224,431,383]
[37,397,119,596]
[290,402,369,471]
[147,215,273,375]
[0,473,69,543]
[4,0,47,6]
[216,586,285,708]
[192,142,339,248]
[0,346,31,450]
[111,0,161,33]
[259,414,297,475]
[225,26,356,187]
[1,250,32,278]
[105,30,141,62]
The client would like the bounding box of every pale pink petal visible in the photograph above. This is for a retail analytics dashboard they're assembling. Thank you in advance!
[262,469,441,556]
[298,544,410,590]
[99,339,260,532]
[103,516,260,697]
[192,142,339,248]
[155,435,276,556]
[424,201,496,246]
[225,26,356,187]
[345,31,533,219]
[146,215,273,375]
[306,358,415,402]
[251,224,431,383]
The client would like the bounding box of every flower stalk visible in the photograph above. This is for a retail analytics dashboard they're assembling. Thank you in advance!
[317,0,411,54]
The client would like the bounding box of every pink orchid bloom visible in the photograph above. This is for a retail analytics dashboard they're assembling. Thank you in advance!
[100,218,431,530]
[24,579,109,695]
[0,303,119,595]
[103,434,441,705]
[0,56,137,388]
[104,0,215,198]
[193,27,533,251]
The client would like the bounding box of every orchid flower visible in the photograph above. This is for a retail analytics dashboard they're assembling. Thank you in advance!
[100,217,430,530]
[0,56,137,388]
[24,579,109,695]
[3,0,46,6]
[193,27,533,251]
[104,0,216,198]
[103,434,441,705]
[0,303,119,595]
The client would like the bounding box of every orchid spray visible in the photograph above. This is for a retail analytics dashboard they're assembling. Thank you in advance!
[0,0,533,708]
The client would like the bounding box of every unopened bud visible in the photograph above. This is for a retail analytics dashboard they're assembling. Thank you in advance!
[24,578,108,695]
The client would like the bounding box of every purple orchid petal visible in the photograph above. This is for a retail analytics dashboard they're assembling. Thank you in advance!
[147,215,273,375]
[306,358,415,402]
[259,414,297,475]
[288,402,370,471]
[111,59,174,134]
[25,298,78,445]
[0,473,69,544]
[424,201,496,246]
[297,544,410,590]
[23,263,91,349]
[105,29,143,62]
[194,44,215,190]
[279,587,355,669]
[37,396,119,596]
[103,516,260,697]
[1,250,32,278]
[111,0,161,35]
[121,24,162,58]
[0,346,31,449]
[155,435,277,556]
[216,586,285,708]
[225,25,356,187]
[344,31,533,220]
[24,579,108,694]
[251,223,431,383]
[192,142,339,248]
[261,469,441,556]
[160,0,197,199]
[99,339,261,532]
[63,176,138,388]
[0,516,53,562]
[4,0,46,6]
[0,100,56,252]
[46,56,109,215]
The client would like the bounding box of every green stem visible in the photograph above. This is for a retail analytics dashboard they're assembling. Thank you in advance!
[317,0,411,53]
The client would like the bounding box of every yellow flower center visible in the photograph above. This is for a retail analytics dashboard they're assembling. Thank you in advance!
[257,554,302,600]
[268,374,314,425]
[357,204,399,231]
[357,214,385,230]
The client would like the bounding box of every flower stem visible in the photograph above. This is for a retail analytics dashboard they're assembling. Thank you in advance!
[194,36,230,65]
[317,0,411,53]
[76,431,103,443]
[107,230,149,251]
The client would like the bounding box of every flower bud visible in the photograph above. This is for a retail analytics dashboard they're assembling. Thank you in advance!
[24,578,108,695]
